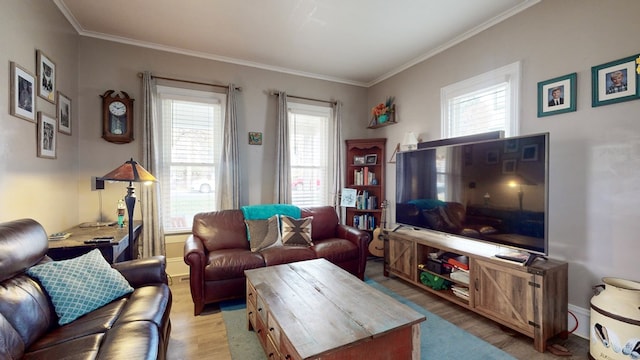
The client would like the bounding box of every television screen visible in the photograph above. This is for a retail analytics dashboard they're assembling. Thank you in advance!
[395,133,549,255]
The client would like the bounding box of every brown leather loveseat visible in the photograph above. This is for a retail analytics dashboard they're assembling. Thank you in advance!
[0,218,172,360]
[184,205,369,315]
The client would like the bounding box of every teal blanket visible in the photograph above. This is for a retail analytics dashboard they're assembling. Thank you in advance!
[241,204,300,220]
[241,204,301,241]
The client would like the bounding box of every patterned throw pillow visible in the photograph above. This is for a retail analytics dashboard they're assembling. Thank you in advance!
[26,249,133,325]
[281,215,313,246]
[246,214,282,252]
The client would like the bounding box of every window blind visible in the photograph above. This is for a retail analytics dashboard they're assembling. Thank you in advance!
[157,86,225,232]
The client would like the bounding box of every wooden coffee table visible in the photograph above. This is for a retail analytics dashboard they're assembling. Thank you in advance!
[245,258,426,360]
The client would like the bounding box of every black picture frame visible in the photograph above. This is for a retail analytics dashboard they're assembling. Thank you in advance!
[537,73,577,117]
[365,154,377,165]
[592,54,640,107]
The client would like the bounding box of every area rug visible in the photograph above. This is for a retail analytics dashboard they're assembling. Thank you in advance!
[220,279,516,360]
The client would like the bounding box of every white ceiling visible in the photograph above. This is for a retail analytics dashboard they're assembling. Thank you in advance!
[54,0,539,87]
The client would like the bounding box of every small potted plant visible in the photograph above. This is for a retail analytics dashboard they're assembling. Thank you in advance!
[371,97,395,124]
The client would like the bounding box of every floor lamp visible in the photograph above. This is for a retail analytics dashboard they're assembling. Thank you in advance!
[101,158,157,260]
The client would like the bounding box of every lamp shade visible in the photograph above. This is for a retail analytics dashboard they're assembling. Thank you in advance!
[403,132,419,150]
[101,158,157,183]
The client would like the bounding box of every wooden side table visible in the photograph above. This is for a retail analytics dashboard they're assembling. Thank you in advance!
[47,221,142,263]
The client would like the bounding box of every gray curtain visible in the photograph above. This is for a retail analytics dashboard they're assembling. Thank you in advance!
[331,102,343,219]
[216,84,240,209]
[274,92,291,204]
[140,71,165,257]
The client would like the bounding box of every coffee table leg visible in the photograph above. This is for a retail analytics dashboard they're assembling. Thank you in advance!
[412,324,421,360]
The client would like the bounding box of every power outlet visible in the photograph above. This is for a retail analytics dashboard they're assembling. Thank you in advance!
[91,176,105,191]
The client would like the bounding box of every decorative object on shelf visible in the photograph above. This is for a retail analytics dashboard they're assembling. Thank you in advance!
[100,158,157,260]
[537,72,577,117]
[57,91,72,135]
[591,53,640,107]
[368,97,396,128]
[248,132,262,145]
[340,188,357,207]
[353,155,366,165]
[365,154,377,165]
[101,90,134,144]
[36,50,56,104]
[37,112,57,159]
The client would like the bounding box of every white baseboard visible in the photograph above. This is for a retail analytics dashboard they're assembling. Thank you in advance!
[166,257,189,278]
[568,303,590,340]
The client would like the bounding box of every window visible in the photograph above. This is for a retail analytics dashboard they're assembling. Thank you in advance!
[441,61,520,138]
[156,85,225,232]
[288,101,334,207]
[439,62,520,201]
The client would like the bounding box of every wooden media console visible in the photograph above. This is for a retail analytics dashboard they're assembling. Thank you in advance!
[384,227,568,352]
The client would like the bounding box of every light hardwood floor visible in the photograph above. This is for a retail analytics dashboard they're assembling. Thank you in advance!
[166,258,589,359]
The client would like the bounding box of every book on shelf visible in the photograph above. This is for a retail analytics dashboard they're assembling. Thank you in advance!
[352,169,376,186]
[449,269,470,285]
[451,285,470,300]
[352,214,375,230]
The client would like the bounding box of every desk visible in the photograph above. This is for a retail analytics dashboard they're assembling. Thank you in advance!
[47,221,142,263]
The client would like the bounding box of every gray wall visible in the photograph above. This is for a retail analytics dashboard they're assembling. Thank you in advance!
[75,38,368,223]
[0,0,79,231]
[367,0,640,309]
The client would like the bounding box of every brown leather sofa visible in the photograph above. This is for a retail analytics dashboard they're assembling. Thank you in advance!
[184,206,369,315]
[0,219,172,360]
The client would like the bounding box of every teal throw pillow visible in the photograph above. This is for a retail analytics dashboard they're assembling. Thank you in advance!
[26,249,134,325]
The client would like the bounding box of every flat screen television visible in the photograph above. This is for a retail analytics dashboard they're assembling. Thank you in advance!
[395,133,549,256]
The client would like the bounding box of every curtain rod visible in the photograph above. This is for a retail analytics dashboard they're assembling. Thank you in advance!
[137,72,242,92]
[271,91,336,105]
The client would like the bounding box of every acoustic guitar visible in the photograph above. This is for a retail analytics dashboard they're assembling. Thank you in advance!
[368,200,387,257]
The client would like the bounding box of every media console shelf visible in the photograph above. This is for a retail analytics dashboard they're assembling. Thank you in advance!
[384,227,568,353]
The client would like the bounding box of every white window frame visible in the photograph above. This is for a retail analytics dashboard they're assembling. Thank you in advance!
[441,61,520,138]
[287,101,334,207]
[156,85,226,233]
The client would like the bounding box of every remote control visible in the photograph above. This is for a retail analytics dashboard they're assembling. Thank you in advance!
[84,236,114,244]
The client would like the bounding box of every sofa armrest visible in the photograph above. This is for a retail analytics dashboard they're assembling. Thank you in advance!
[184,235,208,315]
[184,235,207,269]
[336,224,369,248]
[112,256,168,287]
[336,224,370,279]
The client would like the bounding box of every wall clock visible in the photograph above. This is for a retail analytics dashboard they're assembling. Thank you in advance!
[101,90,134,144]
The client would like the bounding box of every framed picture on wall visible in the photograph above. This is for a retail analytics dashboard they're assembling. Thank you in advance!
[592,54,640,107]
[537,73,577,117]
[36,50,56,104]
[37,112,57,159]
[248,132,262,145]
[9,61,36,122]
[57,91,72,135]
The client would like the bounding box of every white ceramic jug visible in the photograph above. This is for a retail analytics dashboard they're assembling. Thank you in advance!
[590,277,640,360]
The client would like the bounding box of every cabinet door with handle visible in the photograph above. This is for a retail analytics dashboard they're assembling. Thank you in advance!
[472,258,535,337]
